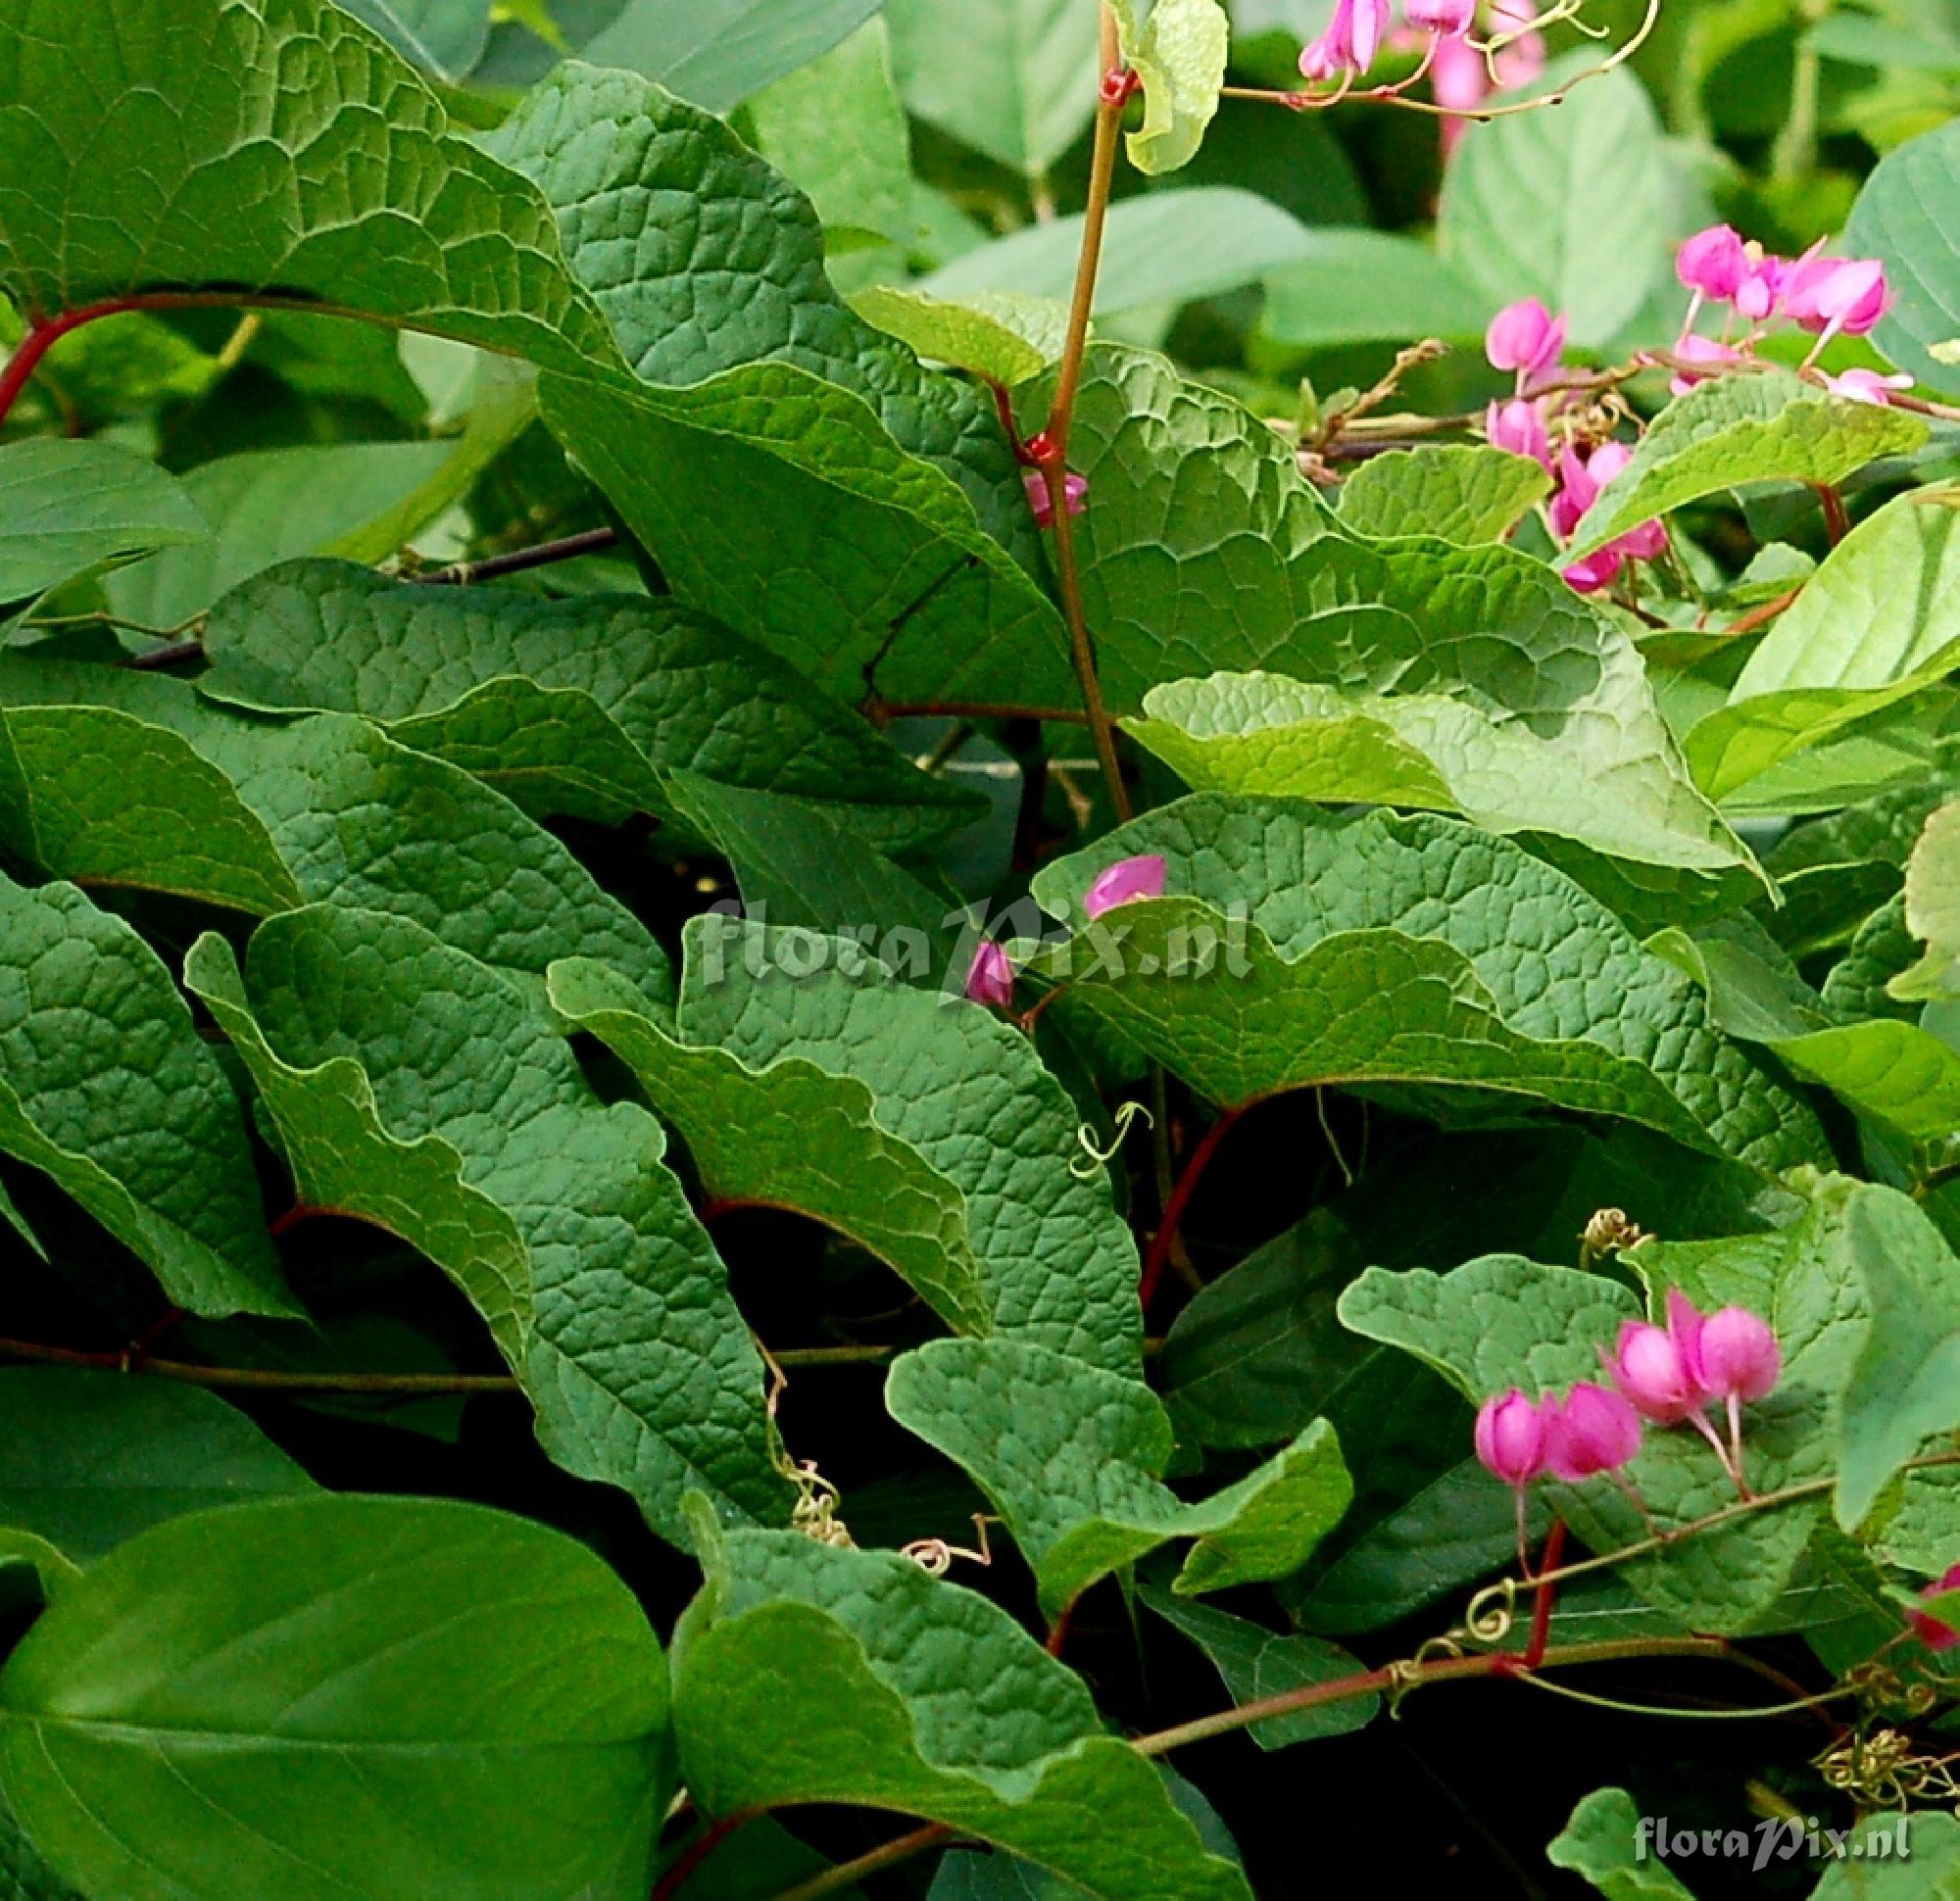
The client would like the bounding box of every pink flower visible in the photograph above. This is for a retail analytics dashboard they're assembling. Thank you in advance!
[1486,397,1553,470]
[1544,1382,1643,1482]
[1691,1307,1781,1404]
[1670,332,1741,398]
[1023,469,1088,528]
[1548,440,1662,591]
[1486,299,1569,385]
[1908,1563,1960,1653]
[1475,1388,1551,1487]
[1822,368,1913,407]
[1734,250,1788,323]
[1784,256,1890,338]
[1299,0,1391,78]
[1676,224,1748,302]
[1406,0,1475,33]
[963,940,1014,1008]
[1083,853,1166,920]
[1490,2,1545,87]
[1601,1311,1708,1425]
[1561,550,1624,595]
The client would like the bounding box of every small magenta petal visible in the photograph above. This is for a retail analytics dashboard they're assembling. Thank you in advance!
[1544,1382,1643,1482]
[963,940,1015,1008]
[1908,1562,1960,1653]
[1475,1388,1550,1487]
[1084,853,1167,920]
[1675,224,1748,301]
[1694,1306,1780,1403]
[1406,0,1475,33]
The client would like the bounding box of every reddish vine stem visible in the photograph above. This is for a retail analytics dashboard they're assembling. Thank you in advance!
[871,700,1089,726]
[1719,584,1804,638]
[0,300,143,426]
[1814,482,1850,546]
[769,1823,956,1901]
[1138,1102,1247,1309]
[651,1809,763,1900]
[415,526,620,586]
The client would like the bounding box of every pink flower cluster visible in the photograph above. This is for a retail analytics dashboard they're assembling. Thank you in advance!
[1481,300,1667,595]
[963,853,1166,1006]
[1671,223,1906,403]
[1474,1290,1782,1507]
[1300,0,1474,81]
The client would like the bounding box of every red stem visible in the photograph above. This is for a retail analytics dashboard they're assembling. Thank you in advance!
[0,300,142,426]
[652,1811,760,1900]
[1137,1102,1246,1310]
[1524,1520,1566,1667]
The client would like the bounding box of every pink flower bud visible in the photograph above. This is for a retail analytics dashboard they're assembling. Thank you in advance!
[1486,397,1552,471]
[1676,224,1748,302]
[1485,299,1568,383]
[1670,332,1740,397]
[1023,469,1088,529]
[1614,516,1669,563]
[1544,1381,1643,1482]
[963,940,1014,1008]
[1908,1562,1960,1653]
[1783,256,1891,338]
[1692,1306,1780,1403]
[1475,1388,1550,1487]
[1733,251,1788,323]
[1299,0,1390,78]
[1406,0,1475,34]
[1601,1317,1704,1424]
[1822,368,1913,407]
[1083,853,1166,920]
[1560,551,1623,595]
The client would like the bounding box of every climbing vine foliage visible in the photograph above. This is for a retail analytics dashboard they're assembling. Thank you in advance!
[4,0,1960,1893]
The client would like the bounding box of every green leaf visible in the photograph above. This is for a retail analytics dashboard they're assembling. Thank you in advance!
[1892,800,1960,1000]
[886,1339,1349,1616]
[102,441,454,627]
[490,62,1037,563]
[198,560,981,853]
[1257,231,1496,354]
[0,441,207,609]
[920,189,1319,315]
[1836,1189,1960,1529]
[1028,801,1823,1176]
[1125,669,1748,876]
[537,361,1075,709]
[1811,1814,1960,1898]
[1844,114,1960,398]
[0,659,671,998]
[1687,491,1960,800]
[551,921,1147,1374]
[185,910,785,1546]
[1545,1789,1695,1900]
[743,21,911,251]
[0,875,293,1319]
[581,0,885,114]
[1137,1588,1377,1747]
[1438,64,1687,349]
[0,1370,313,1567]
[673,1523,1252,1901]
[1110,0,1229,176]
[0,1494,672,1901]
[1338,446,1552,546]
[1768,1018,1960,1150]
[335,0,494,80]
[850,287,1070,387]
[0,0,618,372]
[883,0,1100,178]
[1567,372,1928,561]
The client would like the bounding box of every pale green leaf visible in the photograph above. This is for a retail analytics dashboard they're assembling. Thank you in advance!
[886,1339,1349,1615]
[1687,490,1960,801]
[1568,372,1928,561]
[582,0,884,113]
[185,910,785,1546]
[0,1495,672,1901]
[1891,800,1960,1000]
[0,875,293,1319]
[1110,0,1230,175]
[0,441,207,609]
[1545,1789,1695,1899]
[849,287,1070,387]
[673,1521,1252,1901]
[1258,231,1496,353]
[1338,446,1551,546]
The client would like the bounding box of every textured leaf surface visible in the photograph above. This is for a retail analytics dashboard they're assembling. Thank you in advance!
[1110,0,1229,175]
[553,919,1145,1374]
[0,1495,671,1901]
[886,1339,1350,1615]
[199,561,980,852]
[1029,801,1823,1176]
[1687,491,1960,801]
[1126,669,1747,874]
[883,0,1099,177]
[186,910,786,1546]
[1845,115,1960,397]
[1893,800,1960,1000]
[1137,1589,1376,1747]
[0,1371,312,1567]
[673,1524,1251,1901]
[0,875,291,1318]
[0,0,617,370]
[582,0,883,114]
[1569,372,1928,561]
[0,659,670,998]
[1545,1789,1694,1899]
[0,441,207,607]
[1338,446,1551,546]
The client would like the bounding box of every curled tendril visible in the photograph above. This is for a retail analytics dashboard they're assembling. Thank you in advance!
[1464,1579,1519,1645]
[1071,1098,1153,1179]
[1815,1728,1960,1811]
[1580,1206,1651,1269]
[902,1515,995,1577]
